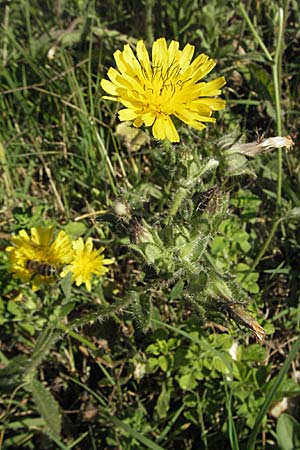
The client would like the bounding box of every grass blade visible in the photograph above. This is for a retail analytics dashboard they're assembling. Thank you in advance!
[246,335,300,450]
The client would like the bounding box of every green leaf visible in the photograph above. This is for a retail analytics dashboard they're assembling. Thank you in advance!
[213,356,230,374]
[155,381,171,419]
[25,326,60,378]
[54,302,76,320]
[144,243,163,263]
[178,372,197,390]
[238,237,251,253]
[276,414,300,450]
[224,379,240,450]
[29,378,62,439]
[248,64,274,102]
[0,417,45,431]
[0,356,28,392]
[111,416,167,450]
[131,291,152,332]
[197,158,219,177]
[288,207,300,219]
[158,355,168,372]
[60,271,73,302]
[63,221,87,239]
[7,299,24,318]
[170,280,185,300]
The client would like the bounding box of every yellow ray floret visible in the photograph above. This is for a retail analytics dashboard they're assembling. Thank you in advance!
[60,238,114,292]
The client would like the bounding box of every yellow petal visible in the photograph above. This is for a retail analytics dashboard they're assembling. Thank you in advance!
[193,97,226,111]
[179,43,195,70]
[136,40,151,79]
[133,117,144,127]
[197,76,226,96]
[141,111,156,126]
[101,79,117,95]
[113,49,126,73]
[102,95,119,102]
[167,40,180,64]
[153,116,179,142]
[119,108,137,121]
[123,44,142,74]
[152,38,168,65]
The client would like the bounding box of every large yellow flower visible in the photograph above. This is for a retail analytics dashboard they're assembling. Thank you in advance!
[101,38,226,142]
[60,237,114,292]
[6,226,73,290]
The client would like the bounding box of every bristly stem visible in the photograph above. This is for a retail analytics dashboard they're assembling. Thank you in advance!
[239,2,286,208]
[239,4,288,280]
[169,186,188,216]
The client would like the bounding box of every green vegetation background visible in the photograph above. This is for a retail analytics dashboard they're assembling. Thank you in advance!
[0,0,300,449]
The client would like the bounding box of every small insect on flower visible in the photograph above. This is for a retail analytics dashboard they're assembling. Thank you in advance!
[6,226,74,291]
[25,260,59,277]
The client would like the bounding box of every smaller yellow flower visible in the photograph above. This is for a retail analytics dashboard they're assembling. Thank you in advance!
[60,237,114,292]
[6,226,73,291]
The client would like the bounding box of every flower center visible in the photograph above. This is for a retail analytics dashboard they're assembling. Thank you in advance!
[144,61,184,114]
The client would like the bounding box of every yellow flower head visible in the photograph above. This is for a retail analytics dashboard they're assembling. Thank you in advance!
[101,38,226,143]
[60,237,114,292]
[6,226,73,290]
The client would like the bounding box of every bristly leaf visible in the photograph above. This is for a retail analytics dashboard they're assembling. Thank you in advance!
[130,291,152,332]
[67,296,132,329]
[25,326,60,380]
[29,378,62,439]
[60,271,73,302]
[0,356,28,393]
